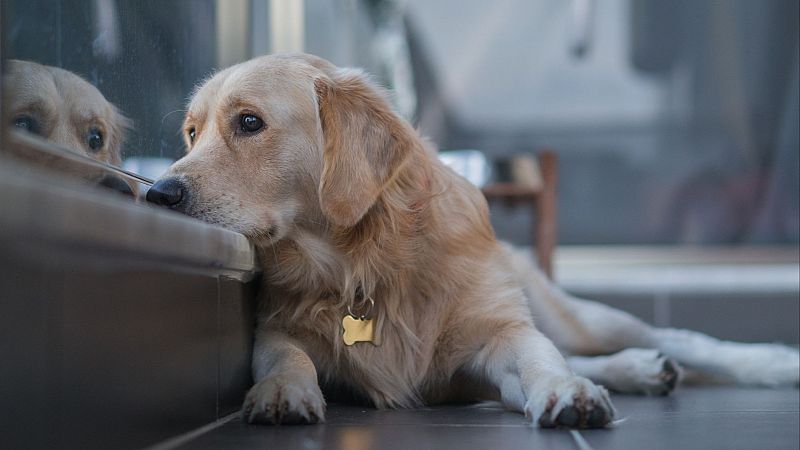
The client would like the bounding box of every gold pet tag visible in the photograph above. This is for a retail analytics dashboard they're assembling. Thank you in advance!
[342,315,375,346]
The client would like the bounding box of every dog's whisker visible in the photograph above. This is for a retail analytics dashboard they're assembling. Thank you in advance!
[161,108,188,125]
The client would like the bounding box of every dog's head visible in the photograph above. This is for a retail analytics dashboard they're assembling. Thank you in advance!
[4,60,134,195]
[4,59,131,167]
[148,54,414,242]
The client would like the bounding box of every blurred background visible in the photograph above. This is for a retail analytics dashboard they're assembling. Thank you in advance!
[2,0,798,342]
[4,0,798,247]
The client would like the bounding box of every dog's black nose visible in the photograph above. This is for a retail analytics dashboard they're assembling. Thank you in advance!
[98,174,134,197]
[146,178,184,207]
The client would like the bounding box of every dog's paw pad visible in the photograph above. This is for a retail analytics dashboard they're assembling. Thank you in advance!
[659,356,681,394]
[526,376,615,429]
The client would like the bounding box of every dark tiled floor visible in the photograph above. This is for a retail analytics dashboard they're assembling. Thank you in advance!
[179,387,800,450]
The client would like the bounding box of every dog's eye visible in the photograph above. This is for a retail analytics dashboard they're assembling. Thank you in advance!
[188,127,196,144]
[13,115,38,134]
[87,127,104,152]
[240,114,264,133]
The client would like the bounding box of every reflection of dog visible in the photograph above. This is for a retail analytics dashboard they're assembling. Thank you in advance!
[3,60,134,195]
[147,54,799,428]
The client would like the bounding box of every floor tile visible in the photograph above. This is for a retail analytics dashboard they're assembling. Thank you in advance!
[180,387,800,450]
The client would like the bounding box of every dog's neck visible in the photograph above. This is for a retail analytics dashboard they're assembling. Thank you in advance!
[261,209,418,299]
[263,151,434,299]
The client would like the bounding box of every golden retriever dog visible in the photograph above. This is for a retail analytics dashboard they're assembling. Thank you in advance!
[146,53,799,428]
[3,59,134,195]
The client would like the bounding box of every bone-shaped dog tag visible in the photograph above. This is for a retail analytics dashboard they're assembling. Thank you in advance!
[342,314,375,346]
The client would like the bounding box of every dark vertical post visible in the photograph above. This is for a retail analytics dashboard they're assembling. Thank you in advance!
[0,1,5,154]
[535,151,558,279]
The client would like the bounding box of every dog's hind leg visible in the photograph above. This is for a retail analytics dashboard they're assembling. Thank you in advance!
[648,328,799,387]
[567,349,681,395]
[556,291,798,387]
[504,244,800,387]
[503,244,657,355]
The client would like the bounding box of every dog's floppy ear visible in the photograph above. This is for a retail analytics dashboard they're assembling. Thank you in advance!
[315,69,410,228]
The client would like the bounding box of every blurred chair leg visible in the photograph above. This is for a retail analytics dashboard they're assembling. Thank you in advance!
[535,151,558,279]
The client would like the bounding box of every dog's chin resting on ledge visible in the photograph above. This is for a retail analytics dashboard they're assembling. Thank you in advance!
[146,53,799,429]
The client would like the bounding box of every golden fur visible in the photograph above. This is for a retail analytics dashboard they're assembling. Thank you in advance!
[3,60,133,191]
[159,53,615,428]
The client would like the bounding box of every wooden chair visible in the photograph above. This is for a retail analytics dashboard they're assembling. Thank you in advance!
[481,151,558,278]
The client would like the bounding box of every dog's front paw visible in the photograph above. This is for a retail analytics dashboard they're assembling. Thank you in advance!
[525,376,615,428]
[242,375,326,425]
